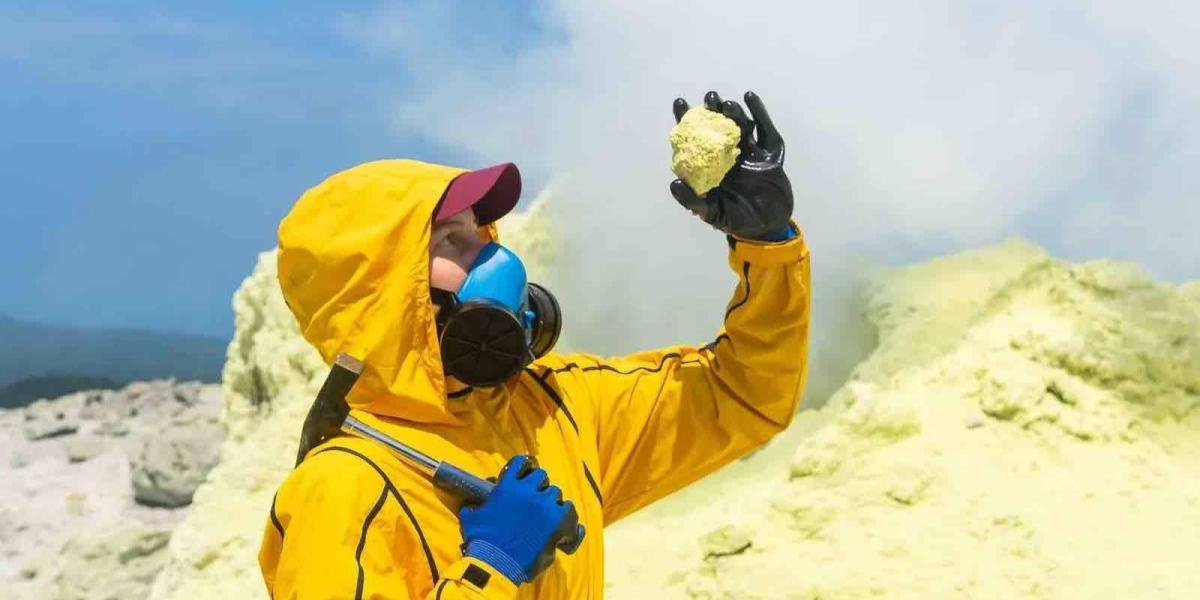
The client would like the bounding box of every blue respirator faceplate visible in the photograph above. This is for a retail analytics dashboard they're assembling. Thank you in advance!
[457,243,537,333]
[431,242,561,387]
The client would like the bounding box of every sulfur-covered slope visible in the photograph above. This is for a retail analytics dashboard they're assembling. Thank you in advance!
[603,239,1200,599]
[147,193,559,600]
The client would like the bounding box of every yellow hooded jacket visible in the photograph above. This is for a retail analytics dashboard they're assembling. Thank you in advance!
[259,159,811,599]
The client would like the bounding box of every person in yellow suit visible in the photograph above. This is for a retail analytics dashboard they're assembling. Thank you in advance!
[259,90,811,599]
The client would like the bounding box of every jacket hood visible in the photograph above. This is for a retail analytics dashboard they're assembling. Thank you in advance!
[277,159,501,425]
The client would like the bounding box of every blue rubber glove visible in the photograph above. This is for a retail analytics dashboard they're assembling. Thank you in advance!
[459,455,577,585]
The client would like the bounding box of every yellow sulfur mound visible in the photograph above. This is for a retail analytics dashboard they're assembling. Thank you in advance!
[670,107,741,195]
[604,239,1200,599]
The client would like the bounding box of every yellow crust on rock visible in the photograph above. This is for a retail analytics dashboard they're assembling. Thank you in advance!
[669,107,741,195]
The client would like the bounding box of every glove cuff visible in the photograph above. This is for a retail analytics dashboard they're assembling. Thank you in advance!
[727,220,808,266]
[464,539,528,585]
[728,222,797,245]
[753,223,796,242]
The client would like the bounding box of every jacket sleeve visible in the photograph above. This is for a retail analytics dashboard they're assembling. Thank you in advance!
[566,225,811,524]
[259,450,521,600]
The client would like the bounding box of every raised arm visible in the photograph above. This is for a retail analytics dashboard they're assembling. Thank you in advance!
[562,90,810,523]
[559,229,810,523]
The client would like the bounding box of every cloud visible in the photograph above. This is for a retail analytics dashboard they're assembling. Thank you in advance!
[346,0,1199,400]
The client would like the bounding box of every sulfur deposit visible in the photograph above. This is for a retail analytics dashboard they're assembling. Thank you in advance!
[670,107,741,195]
[603,239,1200,599]
[146,192,559,600]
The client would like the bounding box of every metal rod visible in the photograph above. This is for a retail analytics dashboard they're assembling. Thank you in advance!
[341,414,440,476]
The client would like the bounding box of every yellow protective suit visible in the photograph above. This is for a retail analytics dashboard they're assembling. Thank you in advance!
[259,159,811,599]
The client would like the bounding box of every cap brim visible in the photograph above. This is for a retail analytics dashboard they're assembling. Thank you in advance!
[435,162,521,226]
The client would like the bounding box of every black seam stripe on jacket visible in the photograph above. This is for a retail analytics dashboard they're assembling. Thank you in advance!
[704,334,730,352]
[525,368,605,507]
[549,352,713,377]
[724,261,752,319]
[546,260,757,376]
[582,463,604,505]
[314,446,441,585]
[545,261,751,378]
[355,485,389,600]
[270,492,285,540]
[528,368,579,433]
[434,579,449,599]
[448,386,474,399]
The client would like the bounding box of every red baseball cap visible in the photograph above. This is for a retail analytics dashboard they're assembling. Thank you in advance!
[434,162,522,225]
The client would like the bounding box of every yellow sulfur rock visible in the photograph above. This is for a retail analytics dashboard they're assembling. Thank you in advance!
[669,107,741,195]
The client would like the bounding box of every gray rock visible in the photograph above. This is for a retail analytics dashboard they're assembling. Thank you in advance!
[95,419,131,437]
[19,558,42,580]
[76,390,116,421]
[66,436,106,463]
[123,379,209,422]
[130,415,222,508]
[22,396,82,440]
[0,380,224,598]
[51,526,172,600]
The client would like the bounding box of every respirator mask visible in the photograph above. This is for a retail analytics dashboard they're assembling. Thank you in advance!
[430,242,561,387]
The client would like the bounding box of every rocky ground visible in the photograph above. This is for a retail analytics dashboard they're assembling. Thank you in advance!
[0,379,223,600]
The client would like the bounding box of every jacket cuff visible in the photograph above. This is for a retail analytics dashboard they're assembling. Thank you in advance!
[727,219,808,266]
[462,540,525,584]
[442,556,521,599]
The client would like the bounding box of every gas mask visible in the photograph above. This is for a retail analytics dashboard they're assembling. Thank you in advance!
[430,242,561,387]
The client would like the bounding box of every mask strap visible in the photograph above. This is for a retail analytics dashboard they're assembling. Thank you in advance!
[429,287,460,332]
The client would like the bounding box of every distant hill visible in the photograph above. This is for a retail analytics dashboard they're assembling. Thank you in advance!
[0,373,124,409]
[0,314,226,407]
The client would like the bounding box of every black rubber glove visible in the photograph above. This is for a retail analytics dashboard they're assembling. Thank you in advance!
[670,90,794,242]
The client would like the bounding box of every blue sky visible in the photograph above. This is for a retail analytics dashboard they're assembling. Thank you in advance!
[0,2,553,339]
[3,1,1197,349]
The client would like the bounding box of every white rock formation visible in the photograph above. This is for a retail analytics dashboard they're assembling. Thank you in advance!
[0,380,222,600]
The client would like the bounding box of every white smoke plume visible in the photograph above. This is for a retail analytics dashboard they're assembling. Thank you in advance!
[342,0,1200,403]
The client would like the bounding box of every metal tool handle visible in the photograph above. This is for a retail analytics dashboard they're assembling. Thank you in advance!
[342,415,440,476]
[342,406,588,555]
[432,462,494,505]
[432,463,586,555]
